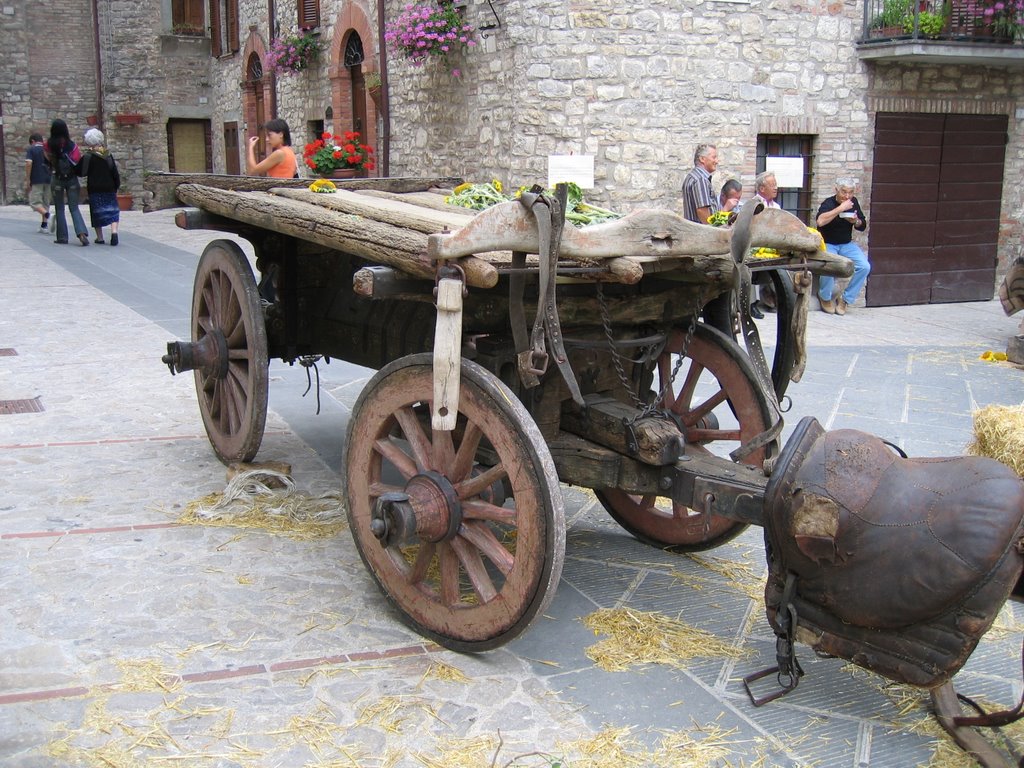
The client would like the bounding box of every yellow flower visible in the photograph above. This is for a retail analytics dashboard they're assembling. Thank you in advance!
[309,179,337,193]
[751,247,780,259]
[806,227,827,251]
[492,179,503,192]
[452,182,472,195]
[980,351,1008,362]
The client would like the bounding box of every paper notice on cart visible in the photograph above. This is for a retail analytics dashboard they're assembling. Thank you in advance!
[548,155,594,189]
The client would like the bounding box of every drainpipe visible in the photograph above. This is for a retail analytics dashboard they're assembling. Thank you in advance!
[91,0,103,127]
[376,0,390,176]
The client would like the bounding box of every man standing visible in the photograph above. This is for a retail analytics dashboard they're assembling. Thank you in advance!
[25,133,51,232]
[816,178,870,316]
[682,143,719,224]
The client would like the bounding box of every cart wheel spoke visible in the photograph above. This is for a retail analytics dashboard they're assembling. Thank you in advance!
[373,437,419,480]
[598,324,771,552]
[439,543,461,606]
[460,521,515,576]
[345,354,565,651]
[394,406,432,472]
[408,541,437,585]
[461,499,517,524]
[452,422,483,482]
[432,428,456,473]
[456,462,506,501]
[191,240,268,464]
[683,388,728,427]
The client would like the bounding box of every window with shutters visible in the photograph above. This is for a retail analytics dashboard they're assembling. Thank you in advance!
[209,0,239,55]
[171,0,205,34]
[298,0,320,29]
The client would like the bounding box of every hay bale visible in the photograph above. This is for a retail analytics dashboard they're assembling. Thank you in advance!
[968,404,1024,478]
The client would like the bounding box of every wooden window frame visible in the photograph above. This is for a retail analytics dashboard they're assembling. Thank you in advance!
[755,134,816,225]
[298,0,320,30]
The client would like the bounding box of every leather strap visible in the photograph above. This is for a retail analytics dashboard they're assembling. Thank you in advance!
[517,186,585,407]
[728,202,784,463]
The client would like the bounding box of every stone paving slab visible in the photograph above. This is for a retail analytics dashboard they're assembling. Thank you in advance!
[2,204,1024,767]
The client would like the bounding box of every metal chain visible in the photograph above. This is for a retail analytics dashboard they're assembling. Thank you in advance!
[595,283,705,423]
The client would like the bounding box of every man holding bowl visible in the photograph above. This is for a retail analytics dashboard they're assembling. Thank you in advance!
[816,178,870,315]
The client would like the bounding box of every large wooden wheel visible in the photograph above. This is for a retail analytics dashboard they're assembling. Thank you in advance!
[343,354,566,652]
[597,323,773,551]
[191,240,269,464]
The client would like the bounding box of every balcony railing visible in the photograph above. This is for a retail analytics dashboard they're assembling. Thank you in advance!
[858,0,1023,65]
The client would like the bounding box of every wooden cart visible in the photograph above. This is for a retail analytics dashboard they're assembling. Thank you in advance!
[149,173,853,652]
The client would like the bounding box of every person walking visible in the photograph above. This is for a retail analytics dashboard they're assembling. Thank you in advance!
[816,178,870,315]
[24,133,51,232]
[43,119,89,246]
[246,118,298,178]
[681,143,719,224]
[81,128,122,246]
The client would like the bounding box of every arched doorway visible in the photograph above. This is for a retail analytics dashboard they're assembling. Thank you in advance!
[345,33,368,137]
[244,52,267,159]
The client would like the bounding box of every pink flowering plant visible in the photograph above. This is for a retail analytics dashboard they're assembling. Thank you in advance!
[265,31,322,76]
[384,1,476,69]
[982,0,1024,38]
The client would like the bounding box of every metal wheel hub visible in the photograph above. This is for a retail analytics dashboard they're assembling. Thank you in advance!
[162,331,228,378]
[369,472,464,548]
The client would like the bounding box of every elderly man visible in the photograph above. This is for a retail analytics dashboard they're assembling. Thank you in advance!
[753,171,781,209]
[719,178,742,212]
[817,178,870,315]
[681,143,719,224]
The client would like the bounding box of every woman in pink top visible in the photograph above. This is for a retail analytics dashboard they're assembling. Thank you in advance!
[246,119,297,178]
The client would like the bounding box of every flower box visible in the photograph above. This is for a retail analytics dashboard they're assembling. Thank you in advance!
[114,113,145,126]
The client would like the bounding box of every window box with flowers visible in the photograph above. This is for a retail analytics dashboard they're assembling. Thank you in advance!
[264,30,322,76]
[303,131,376,178]
[384,1,477,74]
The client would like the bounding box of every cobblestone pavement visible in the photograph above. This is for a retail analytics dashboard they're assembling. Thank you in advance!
[1,203,1023,767]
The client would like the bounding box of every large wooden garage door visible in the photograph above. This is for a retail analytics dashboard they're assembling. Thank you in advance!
[867,113,1007,306]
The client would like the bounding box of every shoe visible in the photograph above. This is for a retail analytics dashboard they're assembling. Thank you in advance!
[110,234,119,246]
[836,297,848,316]
[750,302,765,319]
[94,238,105,244]
[78,233,89,246]
[820,297,836,314]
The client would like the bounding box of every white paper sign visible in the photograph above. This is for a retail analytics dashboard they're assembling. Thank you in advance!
[765,156,805,188]
[548,155,594,189]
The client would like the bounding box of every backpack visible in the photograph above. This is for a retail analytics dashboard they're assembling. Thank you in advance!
[55,153,75,181]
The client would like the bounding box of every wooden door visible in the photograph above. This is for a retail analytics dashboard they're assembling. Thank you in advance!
[223,122,239,175]
[167,119,211,173]
[868,113,1006,305]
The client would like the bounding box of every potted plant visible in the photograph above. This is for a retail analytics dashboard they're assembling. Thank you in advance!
[981,0,1024,40]
[302,131,375,178]
[264,30,322,76]
[384,1,477,72]
[903,3,949,37]
[365,70,383,107]
[871,0,912,36]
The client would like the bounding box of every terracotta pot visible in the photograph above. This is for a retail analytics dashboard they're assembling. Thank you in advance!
[323,168,358,179]
[117,193,134,211]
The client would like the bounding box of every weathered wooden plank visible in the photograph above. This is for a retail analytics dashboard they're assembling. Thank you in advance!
[428,202,735,263]
[561,395,684,466]
[174,183,498,288]
[143,172,463,212]
[356,188,472,213]
[748,207,827,253]
[269,187,471,233]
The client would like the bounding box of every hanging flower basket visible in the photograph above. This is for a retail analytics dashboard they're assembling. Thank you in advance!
[114,113,145,126]
[384,1,477,70]
[265,31,322,76]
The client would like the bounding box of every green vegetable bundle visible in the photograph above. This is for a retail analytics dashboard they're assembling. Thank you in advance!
[445,180,622,227]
